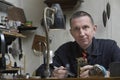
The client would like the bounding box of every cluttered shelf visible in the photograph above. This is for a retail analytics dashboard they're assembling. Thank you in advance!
[44,0,84,10]
[0,0,14,12]
[0,67,20,74]
[18,26,37,31]
[0,0,13,6]
[4,77,120,80]
[3,31,26,38]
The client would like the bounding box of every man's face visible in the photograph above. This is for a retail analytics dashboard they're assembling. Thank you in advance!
[70,16,97,49]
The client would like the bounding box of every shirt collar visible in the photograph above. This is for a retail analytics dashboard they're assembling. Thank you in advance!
[86,37,102,55]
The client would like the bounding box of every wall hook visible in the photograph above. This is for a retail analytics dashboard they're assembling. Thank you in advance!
[102,10,107,27]
[106,2,111,19]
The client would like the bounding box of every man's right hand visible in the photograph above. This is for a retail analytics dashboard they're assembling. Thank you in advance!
[80,65,93,78]
[52,66,68,79]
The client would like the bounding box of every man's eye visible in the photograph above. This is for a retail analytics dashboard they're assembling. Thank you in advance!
[73,27,80,31]
[75,27,79,30]
[83,26,89,29]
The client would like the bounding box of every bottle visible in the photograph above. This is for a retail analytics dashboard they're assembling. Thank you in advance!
[4,17,9,29]
[1,16,4,25]
[0,55,6,70]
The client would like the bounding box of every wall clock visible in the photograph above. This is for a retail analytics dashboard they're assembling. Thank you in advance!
[5,53,11,68]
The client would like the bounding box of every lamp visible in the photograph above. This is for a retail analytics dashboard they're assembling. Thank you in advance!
[0,31,6,70]
[42,3,65,78]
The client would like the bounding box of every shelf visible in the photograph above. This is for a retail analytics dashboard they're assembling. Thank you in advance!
[44,0,84,10]
[3,31,26,38]
[18,26,37,31]
[0,0,13,6]
[0,0,14,12]
[0,67,20,74]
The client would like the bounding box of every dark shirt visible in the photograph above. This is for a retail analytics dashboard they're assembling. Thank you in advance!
[52,38,120,76]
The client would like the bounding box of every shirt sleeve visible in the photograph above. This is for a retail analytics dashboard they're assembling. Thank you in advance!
[111,41,120,62]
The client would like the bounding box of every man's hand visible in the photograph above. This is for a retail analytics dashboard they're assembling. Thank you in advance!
[80,65,110,78]
[80,65,93,78]
[52,66,68,79]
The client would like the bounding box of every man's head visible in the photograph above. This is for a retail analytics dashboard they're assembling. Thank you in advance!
[70,11,97,49]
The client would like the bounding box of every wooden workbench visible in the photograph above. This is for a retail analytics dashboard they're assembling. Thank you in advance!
[4,77,120,80]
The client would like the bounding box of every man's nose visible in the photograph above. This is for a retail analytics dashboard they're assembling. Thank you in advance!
[79,29,85,36]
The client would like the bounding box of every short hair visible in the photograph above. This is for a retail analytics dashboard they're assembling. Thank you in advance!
[70,11,94,26]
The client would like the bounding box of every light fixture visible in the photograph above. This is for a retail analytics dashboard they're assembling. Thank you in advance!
[42,3,65,78]
[0,31,6,70]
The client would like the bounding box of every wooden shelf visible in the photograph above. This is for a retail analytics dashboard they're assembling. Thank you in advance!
[44,0,84,10]
[3,77,120,80]
[0,0,14,12]
[18,26,37,31]
[0,0,13,6]
[0,67,19,74]
[3,31,26,38]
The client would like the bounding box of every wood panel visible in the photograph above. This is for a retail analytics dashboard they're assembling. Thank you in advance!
[5,77,120,80]
[44,0,83,10]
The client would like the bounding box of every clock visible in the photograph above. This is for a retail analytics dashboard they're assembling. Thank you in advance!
[5,53,11,68]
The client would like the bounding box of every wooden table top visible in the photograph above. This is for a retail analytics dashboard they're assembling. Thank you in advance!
[5,77,120,80]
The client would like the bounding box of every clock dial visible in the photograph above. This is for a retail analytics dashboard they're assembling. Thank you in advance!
[5,54,11,67]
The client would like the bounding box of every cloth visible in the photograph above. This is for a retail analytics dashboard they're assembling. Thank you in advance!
[52,37,120,77]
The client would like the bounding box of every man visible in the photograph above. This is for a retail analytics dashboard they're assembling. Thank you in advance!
[51,11,120,78]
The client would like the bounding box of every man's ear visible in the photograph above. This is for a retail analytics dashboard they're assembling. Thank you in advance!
[93,25,97,36]
[93,25,97,32]
[70,29,73,36]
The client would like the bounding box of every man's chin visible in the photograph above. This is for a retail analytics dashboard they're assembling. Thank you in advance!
[78,41,88,45]
[80,43,89,48]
